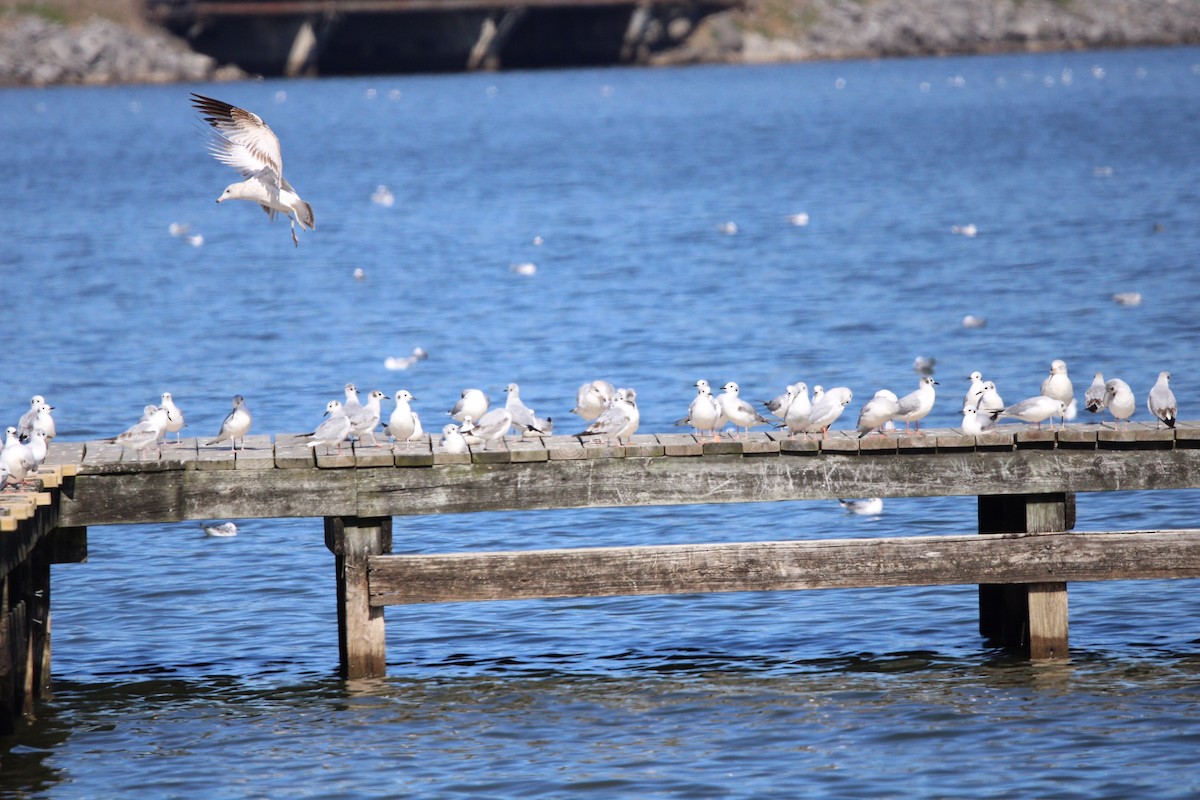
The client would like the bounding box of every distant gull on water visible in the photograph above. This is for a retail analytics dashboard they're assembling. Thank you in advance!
[191,93,315,247]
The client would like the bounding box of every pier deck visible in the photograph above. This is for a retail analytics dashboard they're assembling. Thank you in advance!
[5,422,1200,729]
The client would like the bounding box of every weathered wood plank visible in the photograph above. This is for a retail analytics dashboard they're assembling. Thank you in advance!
[1027,581,1068,659]
[57,447,1200,527]
[326,516,389,679]
[368,529,1200,605]
[234,435,276,470]
[274,433,316,469]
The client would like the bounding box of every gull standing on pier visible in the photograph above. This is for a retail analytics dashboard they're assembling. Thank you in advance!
[449,389,489,423]
[960,406,994,435]
[306,400,352,455]
[2,427,37,483]
[160,392,186,443]
[207,395,252,451]
[505,383,552,436]
[462,408,513,450]
[857,389,900,438]
[780,382,813,439]
[342,384,363,420]
[976,381,1005,416]
[348,389,387,447]
[762,384,796,422]
[1084,372,1107,414]
[17,396,53,441]
[116,406,169,460]
[675,379,722,440]
[1147,371,1177,429]
[571,380,615,422]
[1040,359,1076,424]
[717,382,772,438]
[806,387,853,438]
[387,390,417,448]
[895,376,938,432]
[964,372,986,409]
[439,423,469,454]
[191,93,314,247]
[992,396,1066,429]
[1103,379,1136,429]
[577,388,639,445]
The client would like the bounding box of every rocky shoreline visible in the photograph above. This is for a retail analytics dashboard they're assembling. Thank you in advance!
[1,0,1199,87]
[0,15,242,87]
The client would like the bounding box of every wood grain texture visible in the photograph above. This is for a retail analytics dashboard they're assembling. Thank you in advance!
[367,529,1200,605]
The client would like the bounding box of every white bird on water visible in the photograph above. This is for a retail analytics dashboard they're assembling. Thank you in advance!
[1147,371,1177,429]
[1104,379,1136,429]
[191,94,315,247]
[839,498,883,516]
[207,395,252,451]
[202,522,238,537]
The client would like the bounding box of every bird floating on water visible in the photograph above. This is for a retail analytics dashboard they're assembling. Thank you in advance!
[202,522,238,537]
[191,93,315,247]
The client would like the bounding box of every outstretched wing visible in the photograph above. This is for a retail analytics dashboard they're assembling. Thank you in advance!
[191,94,285,181]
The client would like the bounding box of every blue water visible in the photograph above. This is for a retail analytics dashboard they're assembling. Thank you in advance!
[3,47,1200,797]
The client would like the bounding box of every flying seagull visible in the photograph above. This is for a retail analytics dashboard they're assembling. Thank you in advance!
[191,93,315,247]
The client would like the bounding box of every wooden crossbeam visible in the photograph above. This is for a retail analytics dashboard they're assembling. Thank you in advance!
[367,529,1200,605]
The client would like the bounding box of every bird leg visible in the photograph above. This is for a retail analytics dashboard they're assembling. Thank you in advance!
[290,218,299,247]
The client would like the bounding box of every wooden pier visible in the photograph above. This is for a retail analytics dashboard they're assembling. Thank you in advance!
[147,0,739,75]
[5,422,1200,729]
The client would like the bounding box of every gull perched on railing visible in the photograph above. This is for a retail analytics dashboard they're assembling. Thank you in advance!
[191,93,315,247]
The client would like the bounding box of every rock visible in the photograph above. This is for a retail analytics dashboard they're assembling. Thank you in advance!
[0,14,244,86]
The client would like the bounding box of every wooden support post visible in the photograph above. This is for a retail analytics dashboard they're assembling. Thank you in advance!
[325,516,391,679]
[978,493,1073,659]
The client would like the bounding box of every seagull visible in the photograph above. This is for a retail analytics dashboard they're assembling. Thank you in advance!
[571,380,615,422]
[1103,379,1136,429]
[306,399,352,454]
[450,389,489,423]
[25,428,48,468]
[2,426,37,483]
[160,392,186,443]
[202,522,238,537]
[1147,371,1177,429]
[348,389,387,447]
[342,383,363,420]
[461,408,512,450]
[505,383,552,436]
[964,372,986,409]
[676,379,722,440]
[960,406,991,435]
[191,93,314,247]
[407,411,424,446]
[1084,371,1107,414]
[780,382,813,439]
[1040,359,1075,424]
[993,396,1067,429]
[806,387,853,437]
[207,394,252,451]
[387,390,417,448]
[717,382,772,438]
[895,376,938,432]
[762,384,796,421]
[116,406,169,460]
[439,423,469,454]
[839,498,883,515]
[857,389,900,438]
[975,381,1005,416]
[577,388,639,445]
[16,395,47,441]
